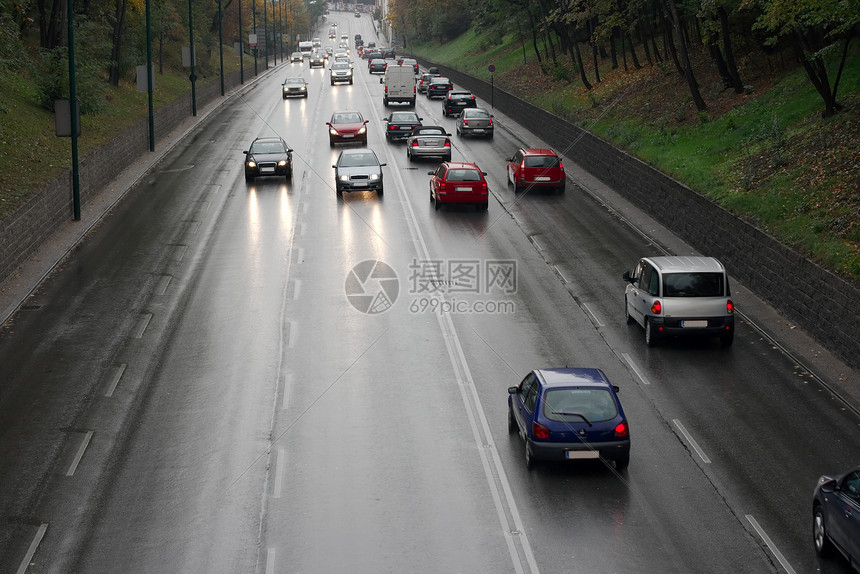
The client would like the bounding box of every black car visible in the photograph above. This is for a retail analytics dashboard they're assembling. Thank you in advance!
[426,77,453,99]
[813,465,860,570]
[243,137,293,182]
[383,111,423,141]
[368,59,387,74]
[381,47,396,59]
[308,52,325,68]
[442,91,477,116]
[332,149,386,197]
[281,76,308,98]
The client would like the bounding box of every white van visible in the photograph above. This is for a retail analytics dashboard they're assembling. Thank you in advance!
[381,65,416,107]
[298,41,314,57]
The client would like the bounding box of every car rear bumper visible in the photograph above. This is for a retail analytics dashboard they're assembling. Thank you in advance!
[338,180,383,192]
[528,438,630,462]
[516,177,565,187]
[436,192,488,205]
[648,315,735,338]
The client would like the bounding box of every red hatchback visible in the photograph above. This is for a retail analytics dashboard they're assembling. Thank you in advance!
[428,162,489,211]
[506,148,566,193]
[327,111,369,147]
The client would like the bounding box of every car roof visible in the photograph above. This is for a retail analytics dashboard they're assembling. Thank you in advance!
[644,256,726,273]
[449,90,471,95]
[339,148,377,158]
[534,367,612,389]
[442,161,480,170]
[253,137,283,144]
[520,148,558,157]
[430,77,451,82]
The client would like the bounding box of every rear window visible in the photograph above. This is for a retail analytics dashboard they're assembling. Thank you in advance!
[663,272,724,297]
[543,388,618,423]
[450,93,472,100]
[446,169,481,182]
[524,155,560,168]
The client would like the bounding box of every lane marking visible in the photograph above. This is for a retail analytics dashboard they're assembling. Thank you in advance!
[172,244,188,261]
[553,264,569,283]
[746,515,797,574]
[265,548,276,574]
[287,321,297,348]
[292,279,301,301]
[131,313,153,339]
[273,448,285,499]
[622,353,651,385]
[104,363,127,397]
[155,275,172,296]
[16,523,48,574]
[672,419,711,464]
[582,303,605,327]
[528,234,543,251]
[66,431,94,476]
[281,373,292,410]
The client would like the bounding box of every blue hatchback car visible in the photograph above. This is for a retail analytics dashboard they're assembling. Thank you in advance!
[508,368,630,471]
[813,465,860,570]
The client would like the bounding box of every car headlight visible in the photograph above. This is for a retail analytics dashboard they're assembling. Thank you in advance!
[370,173,379,180]
[357,126,367,135]
[278,160,288,167]
[339,175,349,181]
[329,128,338,136]
[246,160,257,168]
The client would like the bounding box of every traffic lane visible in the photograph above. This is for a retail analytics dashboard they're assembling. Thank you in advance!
[378,130,776,570]
[427,99,858,572]
[499,162,860,573]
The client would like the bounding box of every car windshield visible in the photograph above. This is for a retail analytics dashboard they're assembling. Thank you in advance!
[391,113,418,122]
[332,113,362,124]
[284,78,304,85]
[445,169,481,182]
[332,63,350,70]
[415,127,445,136]
[663,272,724,297]
[450,93,471,100]
[250,141,285,154]
[464,110,489,118]
[523,155,560,168]
[543,388,618,423]
[339,153,377,167]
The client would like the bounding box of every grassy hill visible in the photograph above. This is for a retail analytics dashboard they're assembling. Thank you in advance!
[405,30,860,283]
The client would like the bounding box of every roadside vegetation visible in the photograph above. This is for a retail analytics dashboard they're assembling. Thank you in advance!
[391,0,860,283]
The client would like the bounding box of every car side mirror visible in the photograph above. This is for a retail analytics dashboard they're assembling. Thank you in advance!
[427,171,435,176]
[379,77,383,84]
[508,386,519,395]
[623,271,632,283]
[418,117,424,121]
[326,122,332,127]
[287,148,293,153]
[243,151,249,155]
[506,157,514,162]
[612,385,620,392]
[818,478,837,493]
[332,165,337,169]
[482,172,487,176]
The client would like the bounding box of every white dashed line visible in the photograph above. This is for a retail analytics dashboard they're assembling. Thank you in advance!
[131,313,153,339]
[622,353,651,385]
[672,419,711,464]
[66,431,94,476]
[16,523,48,574]
[104,363,127,397]
[746,515,797,574]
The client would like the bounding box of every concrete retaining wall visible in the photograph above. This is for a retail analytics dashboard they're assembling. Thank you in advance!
[420,58,860,369]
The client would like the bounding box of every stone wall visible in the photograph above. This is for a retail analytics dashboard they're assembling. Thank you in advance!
[0,70,244,289]
[419,58,860,369]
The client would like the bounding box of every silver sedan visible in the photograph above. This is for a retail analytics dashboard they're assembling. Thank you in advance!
[456,108,494,138]
[405,125,452,162]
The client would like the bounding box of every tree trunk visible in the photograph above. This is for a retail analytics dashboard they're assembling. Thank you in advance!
[108,0,129,86]
[627,31,642,68]
[707,35,732,89]
[665,0,706,111]
[717,6,743,93]
[572,35,592,90]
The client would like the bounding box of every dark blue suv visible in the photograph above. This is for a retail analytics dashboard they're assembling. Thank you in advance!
[508,367,630,471]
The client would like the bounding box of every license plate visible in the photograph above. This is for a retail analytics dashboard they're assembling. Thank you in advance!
[261,167,275,173]
[352,182,367,187]
[682,320,708,328]
[535,176,551,181]
[473,129,485,133]
[566,450,599,460]
[425,141,440,146]
[455,186,472,192]
[342,134,354,138]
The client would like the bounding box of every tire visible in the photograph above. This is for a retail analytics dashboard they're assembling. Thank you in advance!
[383,98,388,107]
[444,152,451,162]
[377,186,383,196]
[407,149,413,162]
[720,330,734,347]
[525,444,535,470]
[508,407,517,434]
[282,94,287,100]
[487,132,494,139]
[625,298,634,324]
[245,173,253,182]
[645,318,657,347]
[479,201,488,211]
[813,505,833,557]
[329,139,335,148]
[336,187,343,198]
[558,183,565,194]
[615,454,629,472]
[286,168,293,181]
[433,193,441,211]
[330,80,334,85]
[349,78,353,85]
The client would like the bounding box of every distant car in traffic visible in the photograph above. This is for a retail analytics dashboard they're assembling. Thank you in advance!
[406,125,452,162]
[327,110,369,146]
[383,111,422,141]
[329,61,353,85]
[508,367,630,471]
[456,108,494,138]
[417,72,440,94]
[622,256,735,347]
[506,148,566,193]
[308,52,325,68]
[368,58,387,74]
[289,51,303,63]
[442,90,477,117]
[813,465,860,570]
[426,77,453,99]
[428,161,488,211]
[281,76,308,99]
[332,149,386,197]
[243,137,293,182]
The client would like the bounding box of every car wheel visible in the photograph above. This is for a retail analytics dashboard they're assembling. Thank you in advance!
[558,183,565,194]
[282,94,287,100]
[813,505,833,557]
[377,186,384,196]
[329,139,335,148]
[615,454,630,472]
[524,444,535,470]
[330,80,334,85]
[442,108,447,117]
[407,149,413,161]
[245,172,254,182]
[720,331,734,347]
[286,168,293,181]
[479,201,488,211]
[433,193,441,211]
[444,152,451,162]
[625,298,634,324]
[645,318,657,347]
[487,132,494,139]
[349,78,353,85]
[336,187,343,198]
[508,407,517,434]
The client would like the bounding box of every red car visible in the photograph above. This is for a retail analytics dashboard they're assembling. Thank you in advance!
[428,161,489,211]
[327,111,369,147]
[506,148,566,193]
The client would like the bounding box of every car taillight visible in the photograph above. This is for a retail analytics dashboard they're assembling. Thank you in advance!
[388,124,396,130]
[532,421,550,440]
[444,140,451,147]
[462,119,468,126]
[726,299,734,314]
[651,300,662,315]
[411,140,419,147]
[614,421,629,437]
[488,118,493,126]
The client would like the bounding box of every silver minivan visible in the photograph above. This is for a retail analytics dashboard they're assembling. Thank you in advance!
[623,256,735,347]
